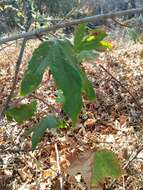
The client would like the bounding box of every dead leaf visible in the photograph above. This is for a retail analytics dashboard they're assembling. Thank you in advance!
[84,118,96,128]
[65,150,102,190]
[119,115,127,127]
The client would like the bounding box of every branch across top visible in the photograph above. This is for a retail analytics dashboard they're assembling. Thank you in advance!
[0,8,143,44]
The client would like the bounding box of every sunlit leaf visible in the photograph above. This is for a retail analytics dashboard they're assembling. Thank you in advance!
[32,116,60,150]
[78,30,107,52]
[6,101,37,123]
[99,40,113,49]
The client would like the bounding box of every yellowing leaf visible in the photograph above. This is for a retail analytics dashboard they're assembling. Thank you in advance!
[85,35,97,42]
[99,40,113,49]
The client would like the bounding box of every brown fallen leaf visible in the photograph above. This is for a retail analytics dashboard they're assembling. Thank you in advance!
[64,150,102,190]
[119,115,127,127]
[84,118,96,128]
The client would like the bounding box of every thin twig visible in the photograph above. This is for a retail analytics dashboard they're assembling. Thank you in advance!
[2,47,15,65]
[109,145,143,189]
[0,8,143,44]
[53,2,82,36]
[99,65,143,113]
[0,18,32,119]
[55,143,64,190]
[0,39,27,120]
[29,94,57,113]
[111,18,130,28]
[123,145,143,169]
[0,42,15,52]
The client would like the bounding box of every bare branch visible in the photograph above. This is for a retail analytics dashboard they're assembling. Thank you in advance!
[111,18,130,28]
[99,65,143,114]
[0,42,15,52]
[109,145,143,189]
[0,18,32,119]
[0,8,143,44]
[0,39,27,120]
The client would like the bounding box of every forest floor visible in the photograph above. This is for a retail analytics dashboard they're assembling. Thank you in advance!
[0,35,143,190]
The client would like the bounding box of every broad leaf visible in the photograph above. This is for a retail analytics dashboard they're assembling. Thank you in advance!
[77,50,99,63]
[21,42,51,96]
[47,39,83,124]
[32,116,59,150]
[6,101,37,123]
[81,69,96,101]
[21,38,83,124]
[91,150,121,187]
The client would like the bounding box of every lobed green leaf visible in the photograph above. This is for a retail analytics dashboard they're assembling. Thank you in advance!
[21,38,83,124]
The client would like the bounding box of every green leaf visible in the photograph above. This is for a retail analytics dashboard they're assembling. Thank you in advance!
[77,50,99,63]
[6,101,37,123]
[81,69,96,101]
[21,38,83,124]
[47,39,83,124]
[78,30,107,52]
[32,116,59,150]
[74,24,86,52]
[91,150,121,187]
[21,42,50,96]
